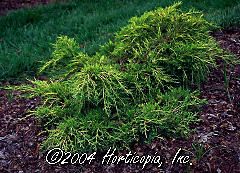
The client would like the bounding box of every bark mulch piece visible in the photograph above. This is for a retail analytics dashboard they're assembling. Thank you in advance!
[0,28,240,173]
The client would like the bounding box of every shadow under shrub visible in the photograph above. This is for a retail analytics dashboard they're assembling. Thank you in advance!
[14,2,232,152]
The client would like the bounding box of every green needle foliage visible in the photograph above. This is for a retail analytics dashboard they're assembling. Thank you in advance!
[39,36,89,79]
[1,0,239,79]
[102,2,226,86]
[14,3,232,152]
[71,63,132,116]
[41,88,204,152]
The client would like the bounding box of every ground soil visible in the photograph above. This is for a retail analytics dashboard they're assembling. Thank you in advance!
[0,27,239,173]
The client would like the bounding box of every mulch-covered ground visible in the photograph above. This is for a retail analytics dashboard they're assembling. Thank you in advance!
[0,29,240,173]
[0,0,51,15]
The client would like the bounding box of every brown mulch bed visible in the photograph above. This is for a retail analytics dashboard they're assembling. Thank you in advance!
[0,28,240,173]
[0,0,52,15]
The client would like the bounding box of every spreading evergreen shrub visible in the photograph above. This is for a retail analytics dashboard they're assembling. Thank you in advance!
[101,2,225,86]
[14,3,230,152]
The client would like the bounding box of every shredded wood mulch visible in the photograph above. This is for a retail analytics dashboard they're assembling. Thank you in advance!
[0,0,52,15]
[0,28,240,173]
